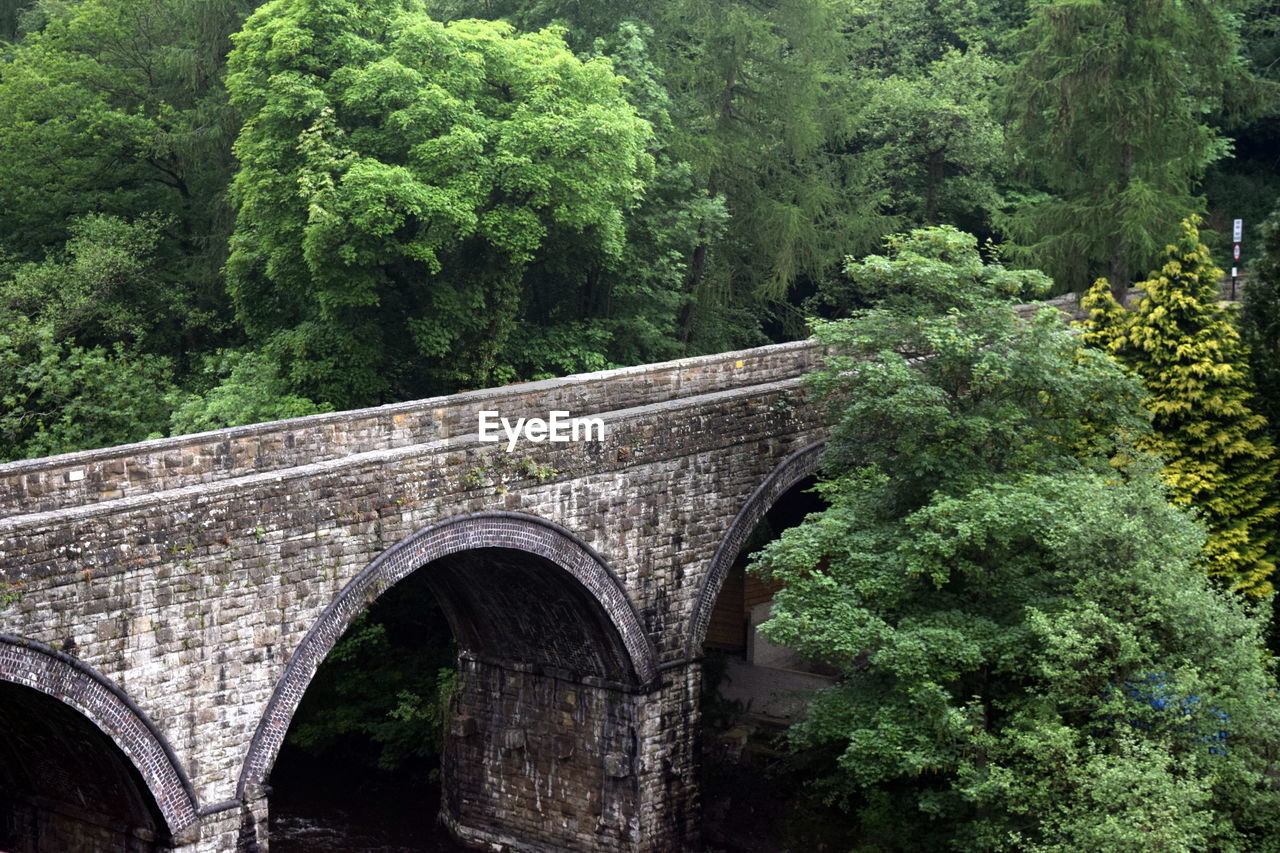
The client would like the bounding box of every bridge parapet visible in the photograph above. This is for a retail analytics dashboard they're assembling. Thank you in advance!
[0,375,815,593]
[0,340,819,517]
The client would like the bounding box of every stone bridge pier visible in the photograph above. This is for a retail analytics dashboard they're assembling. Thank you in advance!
[0,340,827,852]
[443,659,699,851]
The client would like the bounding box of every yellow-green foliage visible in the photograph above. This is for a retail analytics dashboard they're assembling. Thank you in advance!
[1079,276,1127,354]
[1083,218,1280,595]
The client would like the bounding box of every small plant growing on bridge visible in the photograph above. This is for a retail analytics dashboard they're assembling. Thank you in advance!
[771,392,796,418]
[0,584,23,609]
[461,451,560,494]
[461,465,490,491]
[517,457,559,482]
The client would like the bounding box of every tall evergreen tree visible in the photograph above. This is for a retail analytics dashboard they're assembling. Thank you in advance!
[1003,0,1270,300]
[1241,209,1280,446]
[1082,218,1279,594]
[649,0,870,344]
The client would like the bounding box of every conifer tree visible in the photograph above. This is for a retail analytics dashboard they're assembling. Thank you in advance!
[1241,209,1280,447]
[1084,218,1279,594]
[1079,276,1127,353]
[1002,0,1270,299]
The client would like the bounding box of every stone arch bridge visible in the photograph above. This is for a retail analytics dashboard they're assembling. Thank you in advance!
[0,340,827,852]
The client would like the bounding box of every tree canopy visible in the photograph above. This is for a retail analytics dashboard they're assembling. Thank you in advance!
[3,0,1274,460]
[753,227,1280,850]
[1002,0,1272,298]
[225,0,655,406]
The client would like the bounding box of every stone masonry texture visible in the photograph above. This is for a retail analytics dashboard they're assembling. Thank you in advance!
[0,340,827,852]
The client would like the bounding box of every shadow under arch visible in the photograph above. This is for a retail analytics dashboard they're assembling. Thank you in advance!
[685,440,827,660]
[0,633,200,841]
[238,510,658,800]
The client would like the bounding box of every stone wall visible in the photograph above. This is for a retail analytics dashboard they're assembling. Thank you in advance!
[444,657,642,851]
[1013,274,1250,322]
[0,339,827,851]
[442,657,703,853]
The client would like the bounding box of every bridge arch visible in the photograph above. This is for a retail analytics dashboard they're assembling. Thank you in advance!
[238,510,658,799]
[686,440,826,659]
[0,633,200,841]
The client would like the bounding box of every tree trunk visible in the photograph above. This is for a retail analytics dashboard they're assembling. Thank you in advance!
[1109,142,1134,305]
[677,242,707,345]
[1109,234,1129,306]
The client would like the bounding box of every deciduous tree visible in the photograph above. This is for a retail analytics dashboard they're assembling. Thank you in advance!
[0,216,180,460]
[226,0,655,405]
[752,227,1280,849]
[0,0,253,330]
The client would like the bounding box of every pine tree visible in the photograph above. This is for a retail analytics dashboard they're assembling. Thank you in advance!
[1084,218,1280,594]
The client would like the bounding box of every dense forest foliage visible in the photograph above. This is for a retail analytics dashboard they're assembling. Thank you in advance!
[2,0,1278,459]
[5,1,1280,848]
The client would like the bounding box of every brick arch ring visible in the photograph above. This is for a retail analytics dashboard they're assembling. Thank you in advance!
[237,510,658,800]
[0,633,200,840]
[685,440,826,659]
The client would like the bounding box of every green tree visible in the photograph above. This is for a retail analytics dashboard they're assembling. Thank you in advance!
[425,0,1020,344]
[1082,219,1279,594]
[0,0,253,334]
[0,214,209,356]
[655,0,885,345]
[1241,209,1280,446]
[1204,0,1280,266]
[853,49,1006,229]
[287,584,456,773]
[514,22,727,371]
[0,330,174,461]
[0,0,34,42]
[814,224,1046,320]
[1002,0,1268,299]
[0,215,180,460]
[225,0,655,406]
[752,227,1280,849]
[168,349,331,436]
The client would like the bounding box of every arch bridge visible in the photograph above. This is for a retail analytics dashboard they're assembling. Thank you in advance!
[0,340,826,852]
